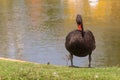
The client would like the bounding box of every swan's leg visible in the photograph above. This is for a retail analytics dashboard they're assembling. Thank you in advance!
[70,54,73,66]
[88,53,92,68]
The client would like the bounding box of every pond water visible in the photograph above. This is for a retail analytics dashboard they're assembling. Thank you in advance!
[0,0,120,67]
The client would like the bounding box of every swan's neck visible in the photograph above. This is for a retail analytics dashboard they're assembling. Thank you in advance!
[78,24,84,37]
[78,24,82,31]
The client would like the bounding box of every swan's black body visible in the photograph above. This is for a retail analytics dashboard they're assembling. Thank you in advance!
[65,14,96,67]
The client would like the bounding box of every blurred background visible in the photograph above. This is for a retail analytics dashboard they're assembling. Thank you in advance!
[0,0,120,67]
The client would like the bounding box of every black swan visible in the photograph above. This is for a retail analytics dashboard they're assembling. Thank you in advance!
[65,14,96,67]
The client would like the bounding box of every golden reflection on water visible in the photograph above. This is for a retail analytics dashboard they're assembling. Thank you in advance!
[65,0,76,15]
[89,0,108,21]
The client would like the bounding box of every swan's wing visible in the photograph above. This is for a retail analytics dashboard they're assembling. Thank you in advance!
[84,30,96,50]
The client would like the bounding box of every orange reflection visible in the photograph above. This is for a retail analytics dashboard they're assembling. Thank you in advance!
[89,0,110,23]
[0,0,11,11]
[26,0,42,26]
[64,0,77,20]
[0,0,7,6]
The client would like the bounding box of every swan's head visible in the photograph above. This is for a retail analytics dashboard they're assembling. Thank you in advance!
[76,14,82,25]
[76,14,83,31]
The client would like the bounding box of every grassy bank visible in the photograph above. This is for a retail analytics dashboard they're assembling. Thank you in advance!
[0,59,120,80]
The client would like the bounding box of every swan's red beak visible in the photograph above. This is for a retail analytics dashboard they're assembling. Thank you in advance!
[78,24,82,31]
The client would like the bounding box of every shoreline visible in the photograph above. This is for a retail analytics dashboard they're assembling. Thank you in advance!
[0,57,27,62]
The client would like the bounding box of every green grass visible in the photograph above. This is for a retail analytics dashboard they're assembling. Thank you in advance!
[0,60,120,80]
